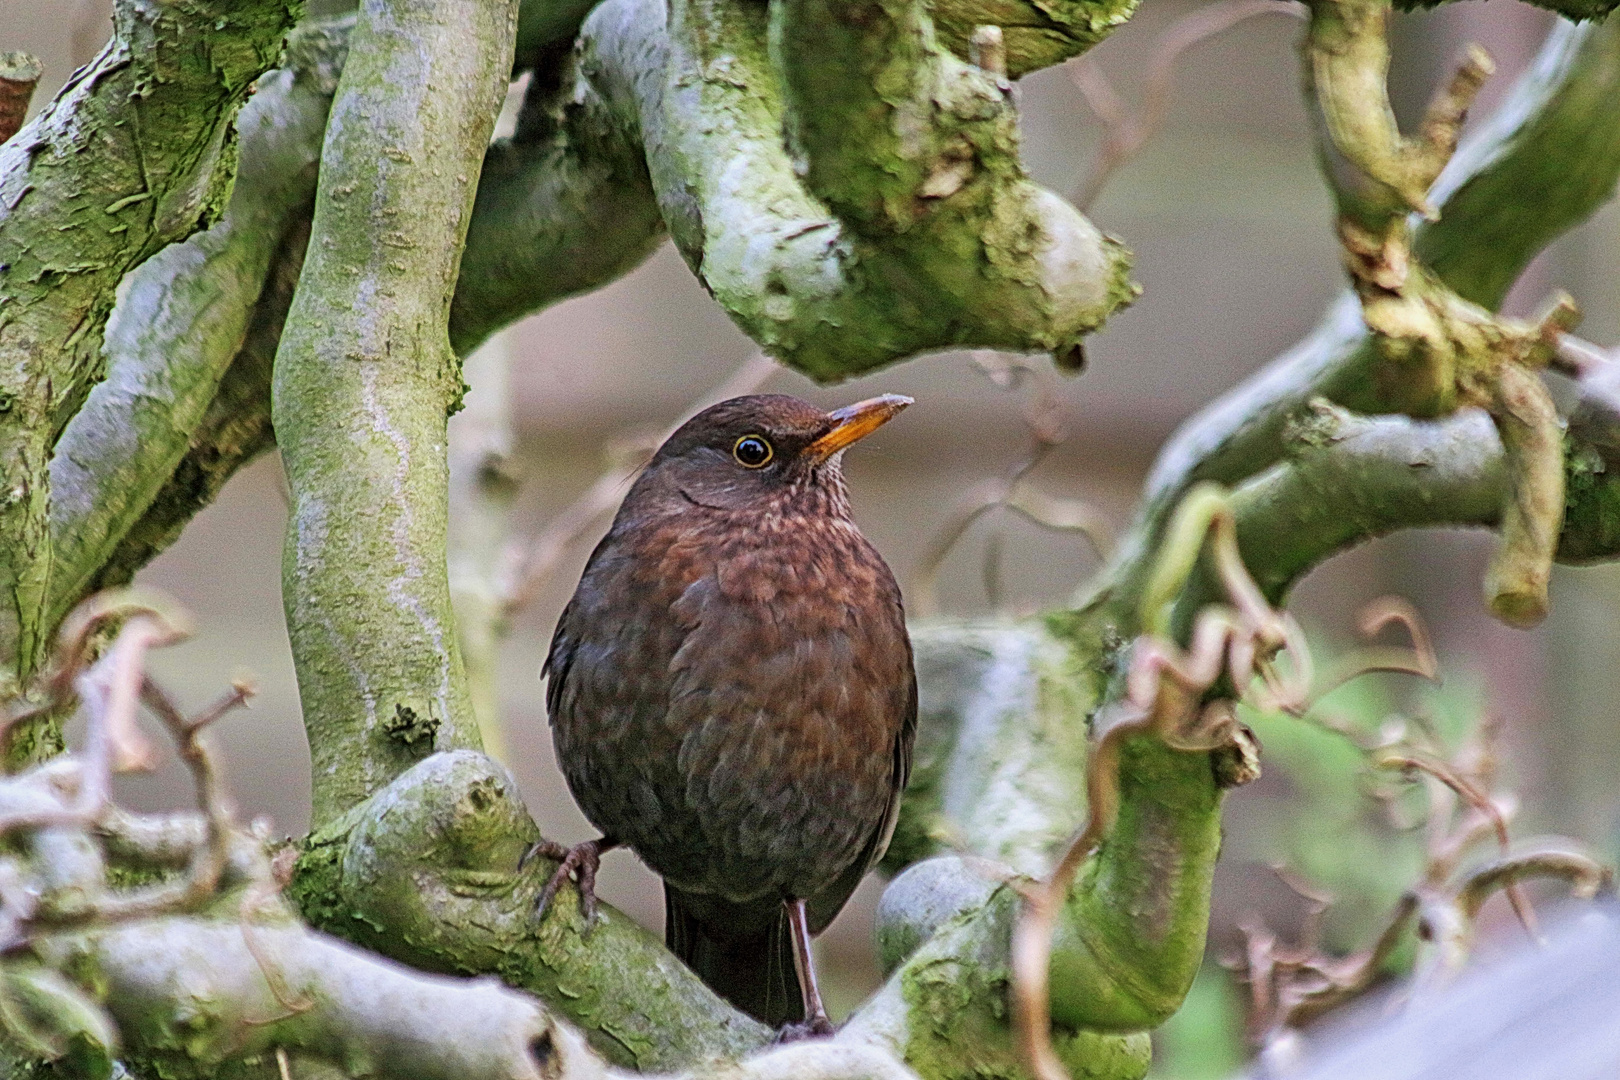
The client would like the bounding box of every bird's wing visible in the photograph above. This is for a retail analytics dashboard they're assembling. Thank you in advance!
[807,586,917,936]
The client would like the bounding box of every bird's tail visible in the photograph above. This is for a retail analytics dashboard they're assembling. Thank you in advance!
[664,886,802,1026]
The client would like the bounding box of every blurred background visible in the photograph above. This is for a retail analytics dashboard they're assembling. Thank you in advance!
[12,0,1620,1074]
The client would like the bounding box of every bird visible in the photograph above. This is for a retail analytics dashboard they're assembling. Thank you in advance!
[530,392,917,1036]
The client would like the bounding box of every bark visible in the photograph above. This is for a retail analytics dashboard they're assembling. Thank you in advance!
[13,0,1151,649]
[46,20,346,634]
[1099,17,1620,622]
[5,3,1620,1080]
[271,0,519,826]
[0,0,298,686]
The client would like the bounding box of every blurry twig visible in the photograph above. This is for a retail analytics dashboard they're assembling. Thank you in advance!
[1013,484,1301,1080]
[500,352,777,617]
[1302,596,1439,712]
[1550,331,1617,379]
[912,353,1110,617]
[1229,633,1614,1062]
[1070,0,1307,210]
[0,590,264,950]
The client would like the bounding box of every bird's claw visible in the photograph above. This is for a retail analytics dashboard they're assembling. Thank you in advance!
[523,837,610,932]
[774,1014,836,1042]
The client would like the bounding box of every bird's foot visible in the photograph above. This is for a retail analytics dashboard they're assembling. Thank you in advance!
[774,1013,836,1042]
[521,836,614,931]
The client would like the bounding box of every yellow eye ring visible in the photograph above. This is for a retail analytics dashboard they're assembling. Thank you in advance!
[732,435,773,468]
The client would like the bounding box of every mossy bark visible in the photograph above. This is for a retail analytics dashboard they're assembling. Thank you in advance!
[1102,17,1620,622]
[0,0,298,689]
[271,0,519,826]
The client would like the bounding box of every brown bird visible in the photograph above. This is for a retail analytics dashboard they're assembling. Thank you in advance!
[531,393,917,1035]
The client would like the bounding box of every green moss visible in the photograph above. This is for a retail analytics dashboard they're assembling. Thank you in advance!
[0,0,300,682]
[933,0,1140,78]
[1559,439,1620,563]
[896,890,1151,1080]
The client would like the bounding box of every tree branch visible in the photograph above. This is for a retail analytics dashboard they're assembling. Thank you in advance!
[272,0,519,827]
[83,212,308,594]
[568,0,1135,381]
[0,0,297,685]
[930,0,1139,80]
[1098,17,1620,620]
[45,19,346,634]
[290,750,775,1069]
[448,50,666,357]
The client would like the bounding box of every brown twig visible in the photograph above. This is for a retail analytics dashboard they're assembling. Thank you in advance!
[912,354,1109,617]
[1013,486,1300,1080]
[500,352,777,616]
[0,593,265,949]
[1230,640,1613,1053]
[1370,749,1536,936]
[1070,0,1307,210]
[1304,596,1440,712]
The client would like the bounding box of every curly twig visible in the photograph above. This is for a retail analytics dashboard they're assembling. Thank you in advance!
[1014,485,1300,1080]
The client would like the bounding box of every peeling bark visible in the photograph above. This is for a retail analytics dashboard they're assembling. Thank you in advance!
[0,0,298,685]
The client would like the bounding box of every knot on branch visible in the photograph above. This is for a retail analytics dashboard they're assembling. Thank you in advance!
[1301,0,1581,628]
[1306,0,1493,223]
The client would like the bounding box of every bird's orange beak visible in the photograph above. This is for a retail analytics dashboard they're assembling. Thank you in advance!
[806,394,913,462]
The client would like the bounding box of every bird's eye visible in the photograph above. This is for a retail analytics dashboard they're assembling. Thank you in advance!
[732,435,773,468]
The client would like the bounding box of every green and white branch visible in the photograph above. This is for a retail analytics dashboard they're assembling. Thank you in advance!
[0,0,297,687]
[1104,17,1620,622]
[272,0,518,826]
[46,20,347,636]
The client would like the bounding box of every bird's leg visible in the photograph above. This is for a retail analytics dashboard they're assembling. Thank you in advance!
[521,835,618,927]
[777,897,836,1040]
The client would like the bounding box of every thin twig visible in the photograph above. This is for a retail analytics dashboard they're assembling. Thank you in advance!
[912,354,1109,617]
[1014,486,1301,1080]
[1551,332,1615,379]
[1071,0,1307,209]
[501,352,777,616]
[1304,596,1440,711]
[1371,749,1537,936]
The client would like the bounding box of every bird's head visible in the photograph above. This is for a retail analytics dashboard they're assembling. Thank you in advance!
[633,393,912,515]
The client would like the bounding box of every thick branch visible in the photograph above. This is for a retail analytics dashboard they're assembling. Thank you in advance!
[71,915,562,1080]
[290,750,774,1069]
[0,0,297,683]
[857,622,1217,1071]
[448,61,666,357]
[1100,17,1620,617]
[1203,397,1620,611]
[272,0,518,827]
[45,21,345,633]
[84,214,308,594]
[573,0,1134,381]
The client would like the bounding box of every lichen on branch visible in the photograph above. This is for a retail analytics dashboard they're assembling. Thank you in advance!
[570,0,1136,382]
[271,0,519,826]
[1105,17,1620,626]
[46,19,347,638]
[0,0,298,688]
